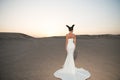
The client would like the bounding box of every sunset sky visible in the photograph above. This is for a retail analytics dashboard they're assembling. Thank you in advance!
[0,0,120,37]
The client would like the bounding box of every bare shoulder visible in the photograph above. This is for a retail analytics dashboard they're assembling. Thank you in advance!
[66,34,69,37]
[73,34,76,37]
[66,34,69,38]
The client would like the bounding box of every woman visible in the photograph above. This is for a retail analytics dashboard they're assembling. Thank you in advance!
[54,24,91,80]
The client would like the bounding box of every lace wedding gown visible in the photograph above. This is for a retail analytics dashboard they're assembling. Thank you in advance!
[54,38,91,80]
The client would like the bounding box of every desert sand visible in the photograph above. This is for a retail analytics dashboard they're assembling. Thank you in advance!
[0,33,120,80]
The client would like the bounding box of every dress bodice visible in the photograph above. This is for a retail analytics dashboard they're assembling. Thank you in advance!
[68,38,73,40]
[68,38,74,43]
[67,38,75,54]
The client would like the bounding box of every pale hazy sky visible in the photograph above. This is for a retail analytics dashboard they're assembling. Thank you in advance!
[0,0,120,37]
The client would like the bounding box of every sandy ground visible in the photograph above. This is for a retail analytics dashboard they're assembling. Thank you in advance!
[0,36,120,80]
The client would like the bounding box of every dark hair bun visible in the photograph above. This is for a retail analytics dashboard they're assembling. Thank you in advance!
[66,24,75,31]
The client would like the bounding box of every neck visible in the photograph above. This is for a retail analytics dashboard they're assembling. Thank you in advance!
[69,31,73,34]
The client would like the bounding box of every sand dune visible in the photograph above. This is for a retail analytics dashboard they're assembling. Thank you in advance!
[0,33,120,80]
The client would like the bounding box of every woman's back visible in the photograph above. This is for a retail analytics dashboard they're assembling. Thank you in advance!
[66,33,76,46]
[67,33,75,39]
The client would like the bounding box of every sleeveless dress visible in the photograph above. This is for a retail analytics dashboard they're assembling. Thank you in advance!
[54,38,91,80]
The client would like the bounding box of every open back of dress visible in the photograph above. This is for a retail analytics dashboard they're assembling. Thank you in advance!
[54,38,91,80]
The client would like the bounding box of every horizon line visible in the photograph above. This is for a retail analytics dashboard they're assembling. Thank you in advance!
[0,32,120,38]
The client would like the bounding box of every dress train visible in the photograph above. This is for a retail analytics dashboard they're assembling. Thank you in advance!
[54,39,91,80]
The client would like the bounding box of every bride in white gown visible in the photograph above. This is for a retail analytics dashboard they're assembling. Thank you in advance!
[54,24,91,80]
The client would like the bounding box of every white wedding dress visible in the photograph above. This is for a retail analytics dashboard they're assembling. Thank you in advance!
[54,38,91,80]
